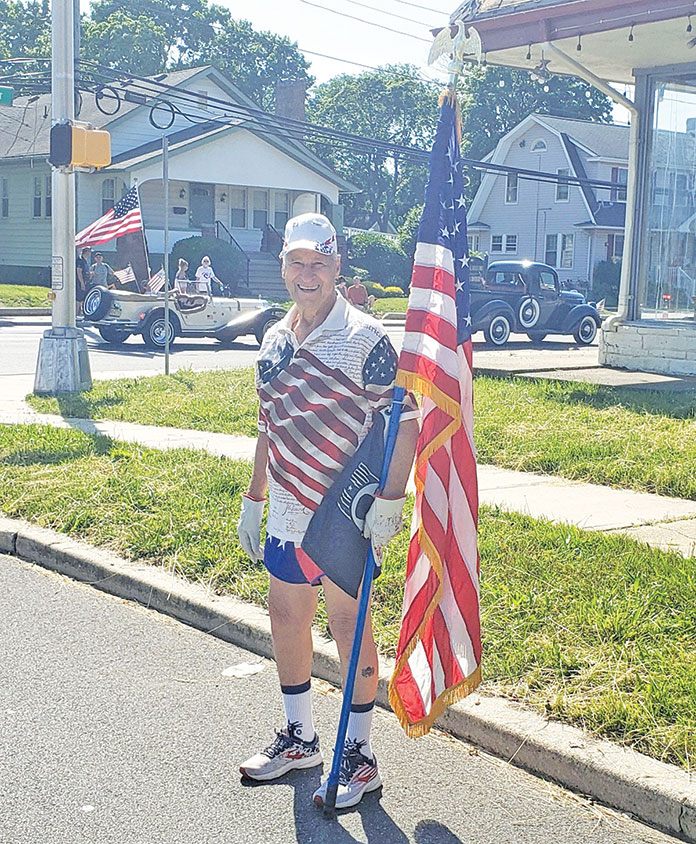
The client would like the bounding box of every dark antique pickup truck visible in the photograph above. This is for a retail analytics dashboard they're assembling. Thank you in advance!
[471,260,602,347]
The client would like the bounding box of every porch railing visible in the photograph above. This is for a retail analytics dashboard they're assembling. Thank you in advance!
[262,223,283,263]
[215,219,250,288]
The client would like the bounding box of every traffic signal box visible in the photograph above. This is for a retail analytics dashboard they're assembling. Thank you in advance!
[49,122,111,169]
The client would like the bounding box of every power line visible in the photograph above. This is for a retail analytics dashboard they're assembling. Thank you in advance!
[389,0,452,14]
[297,47,445,87]
[297,0,432,43]
[337,0,434,28]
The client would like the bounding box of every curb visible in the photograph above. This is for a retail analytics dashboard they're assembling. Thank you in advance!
[0,306,51,316]
[1,515,695,841]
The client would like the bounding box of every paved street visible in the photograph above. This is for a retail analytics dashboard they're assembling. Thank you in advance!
[0,552,675,844]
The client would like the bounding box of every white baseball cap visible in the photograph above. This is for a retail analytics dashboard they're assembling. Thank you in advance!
[281,213,337,257]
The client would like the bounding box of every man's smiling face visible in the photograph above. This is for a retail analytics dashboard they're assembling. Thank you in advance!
[282,248,340,312]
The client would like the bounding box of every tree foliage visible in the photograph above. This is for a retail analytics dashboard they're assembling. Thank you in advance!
[348,232,410,289]
[0,0,50,59]
[460,65,613,161]
[81,12,168,77]
[308,66,438,231]
[397,203,423,262]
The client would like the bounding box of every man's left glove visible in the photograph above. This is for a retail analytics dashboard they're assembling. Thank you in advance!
[237,494,265,562]
[363,494,407,559]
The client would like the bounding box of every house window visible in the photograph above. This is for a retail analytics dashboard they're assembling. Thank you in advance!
[195,90,210,111]
[44,175,51,217]
[531,139,547,152]
[505,172,518,203]
[1,178,8,217]
[491,234,517,253]
[252,190,268,229]
[230,188,246,227]
[560,233,574,268]
[607,233,624,261]
[274,191,290,230]
[33,177,42,217]
[545,234,558,266]
[676,173,690,207]
[611,167,628,202]
[556,168,570,202]
[467,234,480,253]
[102,179,115,215]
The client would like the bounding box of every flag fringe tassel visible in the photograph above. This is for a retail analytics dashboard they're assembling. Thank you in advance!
[395,371,461,468]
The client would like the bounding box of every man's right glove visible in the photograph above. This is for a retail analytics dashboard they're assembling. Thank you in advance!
[237,494,265,562]
[363,494,407,563]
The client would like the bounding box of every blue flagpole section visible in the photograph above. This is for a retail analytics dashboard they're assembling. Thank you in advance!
[323,385,406,819]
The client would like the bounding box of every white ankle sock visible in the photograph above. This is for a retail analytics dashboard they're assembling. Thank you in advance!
[281,680,315,742]
[346,701,375,759]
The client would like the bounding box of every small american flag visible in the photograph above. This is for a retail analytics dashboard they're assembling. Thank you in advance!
[75,186,143,248]
[112,265,136,285]
[388,95,481,737]
[145,267,166,293]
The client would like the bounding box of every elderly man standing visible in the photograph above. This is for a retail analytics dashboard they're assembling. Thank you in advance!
[237,213,418,809]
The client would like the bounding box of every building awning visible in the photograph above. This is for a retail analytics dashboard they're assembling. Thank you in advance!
[467,221,490,230]
[451,1,695,83]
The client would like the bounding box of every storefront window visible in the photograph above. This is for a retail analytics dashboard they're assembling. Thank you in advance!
[641,76,696,318]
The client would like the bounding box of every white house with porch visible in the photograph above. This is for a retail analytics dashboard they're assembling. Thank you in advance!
[0,66,356,298]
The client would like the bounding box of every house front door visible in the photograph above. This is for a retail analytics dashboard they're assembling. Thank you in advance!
[190,183,215,228]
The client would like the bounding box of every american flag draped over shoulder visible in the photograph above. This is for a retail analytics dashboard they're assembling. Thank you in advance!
[388,95,481,737]
[75,185,143,248]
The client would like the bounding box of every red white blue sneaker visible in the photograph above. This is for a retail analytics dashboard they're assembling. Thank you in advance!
[239,721,322,781]
[312,739,381,809]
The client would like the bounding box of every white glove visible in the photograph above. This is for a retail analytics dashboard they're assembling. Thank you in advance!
[237,494,265,562]
[363,494,407,559]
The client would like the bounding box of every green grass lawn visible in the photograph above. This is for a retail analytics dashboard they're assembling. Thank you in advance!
[0,284,50,308]
[28,370,696,499]
[1,422,694,769]
[372,296,408,316]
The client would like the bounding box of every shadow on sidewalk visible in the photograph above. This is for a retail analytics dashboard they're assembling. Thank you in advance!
[241,770,463,844]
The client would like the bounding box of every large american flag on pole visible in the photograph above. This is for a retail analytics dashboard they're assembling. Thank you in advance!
[75,185,143,248]
[388,95,481,737]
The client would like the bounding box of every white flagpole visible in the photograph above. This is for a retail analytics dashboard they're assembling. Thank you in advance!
[162,134,170,374]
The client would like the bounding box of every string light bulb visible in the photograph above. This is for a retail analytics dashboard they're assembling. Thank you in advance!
[526,43,532,60]
[576,34,582,52]
[688,15,693,33]
[628,25,634,42]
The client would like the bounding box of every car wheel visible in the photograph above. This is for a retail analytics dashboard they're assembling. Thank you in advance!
[255,315,280,346]
[526,331,548,344]
[573,315,598,345]
[484,314,512,347]
[99,326,131,345]
[143,313,178,350]
[518,296,541,329]
[83,286,113,321]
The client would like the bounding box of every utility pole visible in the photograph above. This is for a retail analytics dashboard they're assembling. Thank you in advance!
[34,0,92,395]
[162,134,170,374]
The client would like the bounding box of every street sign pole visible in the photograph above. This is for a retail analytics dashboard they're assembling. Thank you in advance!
[34,0,92,395]
[162,134,170,375]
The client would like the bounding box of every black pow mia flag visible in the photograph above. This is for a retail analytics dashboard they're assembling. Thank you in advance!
[301,406,391,598]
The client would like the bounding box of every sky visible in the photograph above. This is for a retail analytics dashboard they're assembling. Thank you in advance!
[219,0,453,86]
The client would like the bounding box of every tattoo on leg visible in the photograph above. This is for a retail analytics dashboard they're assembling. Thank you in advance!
[361,666,375,677]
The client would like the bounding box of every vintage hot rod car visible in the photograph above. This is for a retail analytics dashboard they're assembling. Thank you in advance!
[471,261,602,347]
[81,285,287,349]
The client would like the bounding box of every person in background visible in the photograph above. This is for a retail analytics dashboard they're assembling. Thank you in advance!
[336,275,348,299]
[194,255,219,296]
[89,252,115,289]
[346,275,369,310]
[174,258,190,294]
[75,246,92,314]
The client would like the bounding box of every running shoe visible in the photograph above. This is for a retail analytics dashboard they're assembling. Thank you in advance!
[239,721,322,781]
[312,739,381,809]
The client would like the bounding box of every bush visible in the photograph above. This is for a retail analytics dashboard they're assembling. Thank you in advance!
[348,232,410,289]
[382,285,406,296]
[592,260,621,308]
[170,236,247,293]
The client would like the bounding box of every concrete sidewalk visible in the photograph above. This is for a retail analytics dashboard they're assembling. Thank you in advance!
[1,402,696,559]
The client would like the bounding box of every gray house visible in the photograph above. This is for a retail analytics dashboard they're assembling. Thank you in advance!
[0,66,356,298]
[467,113,632,292]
